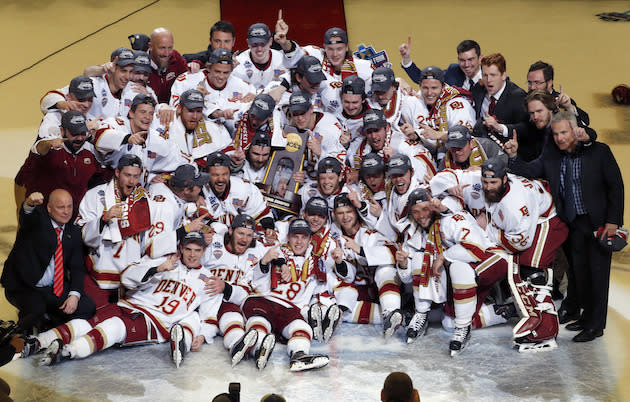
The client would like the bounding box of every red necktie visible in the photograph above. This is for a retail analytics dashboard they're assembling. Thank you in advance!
[488,96,496,116]
[54,228,64,297]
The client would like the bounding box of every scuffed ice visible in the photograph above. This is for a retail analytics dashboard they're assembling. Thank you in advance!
[0,321,617,401]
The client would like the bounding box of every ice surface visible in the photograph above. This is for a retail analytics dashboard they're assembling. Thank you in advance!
[0,320,618,401]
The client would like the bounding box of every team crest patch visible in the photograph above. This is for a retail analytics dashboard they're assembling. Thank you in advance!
[213,249,223,259]
[101,89,108,107]
[353,44,391,69]
[329,100,339,109]
[84,158,91,164]
[471,192,480,200]
[473,183,482,192]
[246,69,254,79]
[166,72,176,81]
[153,195,165,202]
[308,189,318,197]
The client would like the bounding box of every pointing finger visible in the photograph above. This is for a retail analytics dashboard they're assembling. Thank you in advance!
[278,9,282,20]
[407,36,411,46]
[559,84,563,93]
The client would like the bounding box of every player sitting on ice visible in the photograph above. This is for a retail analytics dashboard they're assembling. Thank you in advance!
[240,219,333,371]
[302,196,354,342]
[330,193,402,337]
[21,232,221,368]
[479,157,568,352]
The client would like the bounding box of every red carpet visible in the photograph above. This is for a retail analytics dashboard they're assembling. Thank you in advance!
[220,0,346,51]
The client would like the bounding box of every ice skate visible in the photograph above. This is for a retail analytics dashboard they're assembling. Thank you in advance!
[230,329,258,367]
[513,337,558,353]
[38,339,67,366]
[20,335,41,358]
[322,304,341,343]
[308,304,323,342]
[449,325,471,356]
[383,309,403,338]
[406,311,428,343]
[255,333,276,370]
[170,323,186,368]
[289,351,329,372]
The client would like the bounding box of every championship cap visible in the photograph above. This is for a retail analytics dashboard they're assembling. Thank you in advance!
[305,196,329,217]
[110,47,128,62]
[133,50,151,73]
[445,125,472,149]
[289,91,312,114]
[317,157,342,175]
[333,193,353,209]
[179,89,205,110]
[387,154,412,176]
[420,66,445,83]
[363,109,387,130]
[207,48,233,65]
[323,27,348,45]
[342,75,365,95]
[288,218,312,236]
[295,56,326,84]
[117,154,143,170]
[359,153,385,177]
[596,227,628,252]
[206,152,231,169]
[115,48,135,67]
[231,214,256,230]
[61,111,88,135]
[251,129,271,147]
[247,23,271,45]
[131,94,156,109]
[248,94,276,120]
[407,187,431,208]
[371,67,395,92]
[481,156,508,178]
[69,76,95,99]
[181,231,207,247]
[170,164,210,187]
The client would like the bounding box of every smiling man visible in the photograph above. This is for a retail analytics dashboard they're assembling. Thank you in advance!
[147,27,189,103]
[440,125,504,170]
[471,53,528,142]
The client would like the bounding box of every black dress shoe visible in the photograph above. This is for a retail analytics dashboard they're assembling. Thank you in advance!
[566,321,584,331]
[572,329,604,342]
[558,308,580,324]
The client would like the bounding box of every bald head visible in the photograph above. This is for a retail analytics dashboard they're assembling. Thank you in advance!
[47,189,73,225]
[150,27,174,69]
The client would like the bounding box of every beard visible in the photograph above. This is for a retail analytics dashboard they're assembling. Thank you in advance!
[483,181,507,203]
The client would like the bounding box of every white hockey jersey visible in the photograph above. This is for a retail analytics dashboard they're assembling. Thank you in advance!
[119,83,158,119]
[232,48,301,91]
[202,176,272,226]
[119,257,221,342]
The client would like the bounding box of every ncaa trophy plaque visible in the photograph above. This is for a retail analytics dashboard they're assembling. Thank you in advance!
[261,126,308,215]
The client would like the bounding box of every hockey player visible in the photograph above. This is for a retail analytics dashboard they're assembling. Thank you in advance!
[231,21,302,91]
[241,219,331,371]
[336,75,370,144]
[264,55,327,110]
[150,89,232,166]
[479,157,568,352]
[93,94,181,181]
[202,152,273,228]
[330,193,402,337]
[202,214,269,366]
[169,48,255,123]
[226,94,277,152]
[23,232,221,368]
[119,51,159,119]
[234,130,273,185]
[439,125,505,170]
[286,91,346,178]
[297,157,352,213]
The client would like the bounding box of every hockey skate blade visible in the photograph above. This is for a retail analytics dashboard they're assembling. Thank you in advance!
[384,312,403,338]
[256,335,276,370]
[170,325,184,368]
[513,338,557,353]
[289,356,329,372]
[231,330,258,367]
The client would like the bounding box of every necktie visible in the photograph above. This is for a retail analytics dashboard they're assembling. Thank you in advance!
[467,78,475,90]
[488,96,496,116]
[563,157,576,222]
[53,228,64,297]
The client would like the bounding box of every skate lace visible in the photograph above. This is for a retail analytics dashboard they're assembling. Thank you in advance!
[452,326,469,342]
[408,312,427,331]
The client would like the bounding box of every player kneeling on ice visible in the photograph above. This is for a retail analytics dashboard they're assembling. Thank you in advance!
[21,232,222,368]
[239,219,333,372]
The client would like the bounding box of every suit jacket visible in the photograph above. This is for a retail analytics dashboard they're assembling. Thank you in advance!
[472,80,528,140]
[508,141,624,228]
[2,204,85,294]
[403,62,465,87]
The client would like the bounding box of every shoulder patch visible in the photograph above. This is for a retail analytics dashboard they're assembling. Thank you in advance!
[450,101,464,110]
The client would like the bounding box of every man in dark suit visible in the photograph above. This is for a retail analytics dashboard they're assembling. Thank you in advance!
[471,53,529,142]
[505,111,624,342]
[399,38,482,91]
[2,189,95,331]
[526,61,589,127]
[183,20,236,65]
